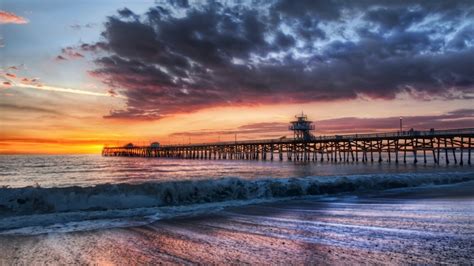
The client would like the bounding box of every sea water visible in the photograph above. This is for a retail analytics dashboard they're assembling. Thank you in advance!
[0,154,473,264]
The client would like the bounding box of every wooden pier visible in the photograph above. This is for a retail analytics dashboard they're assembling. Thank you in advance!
[103,128,474,165]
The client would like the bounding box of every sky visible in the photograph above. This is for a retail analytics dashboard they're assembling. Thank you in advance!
[1,0,473,154]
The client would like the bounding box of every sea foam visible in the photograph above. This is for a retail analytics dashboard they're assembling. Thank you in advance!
[0,171,473,233]
[1,171,473,214]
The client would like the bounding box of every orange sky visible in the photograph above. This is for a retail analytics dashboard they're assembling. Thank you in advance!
[1,2,473,154]
[1,85,473,154]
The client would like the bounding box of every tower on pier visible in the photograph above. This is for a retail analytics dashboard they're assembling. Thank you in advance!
[289,113,315,141]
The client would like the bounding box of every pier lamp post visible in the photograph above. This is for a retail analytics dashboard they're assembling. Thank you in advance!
[400,117,403,133]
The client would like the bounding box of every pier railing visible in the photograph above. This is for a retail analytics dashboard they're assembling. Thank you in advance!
[156,128,474,148]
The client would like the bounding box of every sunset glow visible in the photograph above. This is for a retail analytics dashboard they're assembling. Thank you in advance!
[1,0,473,154]
[1,2,474,265]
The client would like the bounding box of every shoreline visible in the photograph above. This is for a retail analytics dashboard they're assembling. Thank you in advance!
[1,180,473,264]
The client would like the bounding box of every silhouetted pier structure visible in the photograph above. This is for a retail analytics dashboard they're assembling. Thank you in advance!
[103,129,473,165]
[103,113,473,165]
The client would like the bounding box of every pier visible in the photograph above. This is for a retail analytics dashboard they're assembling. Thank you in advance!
[103,115,474,165]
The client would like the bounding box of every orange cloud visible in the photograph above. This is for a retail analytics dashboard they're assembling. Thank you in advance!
[0,10,28,24]
[2,81,11,87]
[5,73,16,78]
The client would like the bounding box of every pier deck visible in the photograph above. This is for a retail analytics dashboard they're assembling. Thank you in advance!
[102,128,474,165]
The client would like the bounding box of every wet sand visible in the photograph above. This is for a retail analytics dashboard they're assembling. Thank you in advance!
[1,182,473,265]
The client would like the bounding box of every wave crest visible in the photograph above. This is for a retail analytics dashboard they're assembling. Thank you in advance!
[1,172,472,216]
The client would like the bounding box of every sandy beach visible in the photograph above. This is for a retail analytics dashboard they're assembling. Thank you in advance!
[1,181,473,265]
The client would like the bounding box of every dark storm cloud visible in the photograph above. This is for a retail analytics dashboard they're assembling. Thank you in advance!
[168,0,189,8]
[86,0,474,119]
[272,0,341,20]
[117,8,139,19]
[364,7,425,31]
[448,25,474,49]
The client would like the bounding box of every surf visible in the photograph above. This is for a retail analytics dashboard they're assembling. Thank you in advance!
[0,171,473,234]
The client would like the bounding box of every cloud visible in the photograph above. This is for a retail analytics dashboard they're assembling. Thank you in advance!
[107,88,118,97]
[58,47,85,60]
[0,10,28,24]
[170,109,474,139]
[0,137,108,146]
[117,8,137,18]
[0,73,125,98]
[171,122,288,139]
[55,55,67,61]
[314,110,474,133]
[0,63,115,98]
[84,0,474,119]
[4,65,22,71]
[69,23,96,30]
[79,42,108,52]
[0,103,61,115]
[17,83,125,98]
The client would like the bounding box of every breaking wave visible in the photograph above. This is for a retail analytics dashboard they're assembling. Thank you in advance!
[0,171,473,234]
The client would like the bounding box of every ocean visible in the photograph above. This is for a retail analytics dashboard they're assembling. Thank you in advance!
[0,154,473,264]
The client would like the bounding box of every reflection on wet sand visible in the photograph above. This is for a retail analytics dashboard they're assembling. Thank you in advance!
[1,182,473,265]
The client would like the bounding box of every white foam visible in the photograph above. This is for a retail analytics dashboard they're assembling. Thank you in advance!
[0,171,473,234]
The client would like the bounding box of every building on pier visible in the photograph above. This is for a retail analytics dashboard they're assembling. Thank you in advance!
[289,113,315,141]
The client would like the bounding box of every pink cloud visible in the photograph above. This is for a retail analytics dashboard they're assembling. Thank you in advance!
[0,11,28,24]
[170,109,474,140]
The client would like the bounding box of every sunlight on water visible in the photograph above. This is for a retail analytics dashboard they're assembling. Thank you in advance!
[0,154,470,188]
[0,155,472,264]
